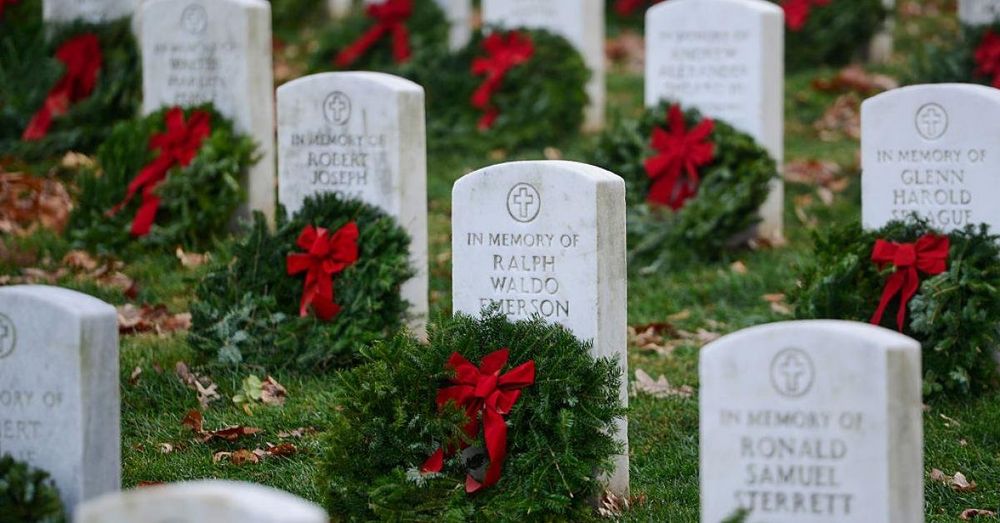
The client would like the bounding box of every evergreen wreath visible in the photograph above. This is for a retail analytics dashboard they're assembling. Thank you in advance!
[910,24,1000,87]
[67,105,254,254]
[320,311,624,521]
[189,192,415,371]
[413,28,589,152]
[774,0,886,71]
[307,0,448,75]
[0,454,66,523]
[790,218,1000,396]
[589,101,777,267]
[0,0,140,160]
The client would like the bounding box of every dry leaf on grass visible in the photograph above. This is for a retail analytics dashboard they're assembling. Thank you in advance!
[815,94,861,141]
[628,322,679,356]
[605,30,645,73]
[763,293,792,315]
[158,443,174,454]
[128,366,142,386]
[812,65,899,94]
[930,469,978,492]
[277,427,317,439]
[730,261,748,274]
[176,247,211,269]
[176,362,220,408]
[631,369,694,399]
[182,409,262,443]
[260,376,287,406]
[117,304,192,336]
[960,508,996,520]
[597,490,645,518]
[0,171,73,236]
[784,159,846,189]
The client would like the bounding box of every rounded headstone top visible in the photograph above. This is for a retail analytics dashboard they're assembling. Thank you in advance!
[862,83,1000,112]
[647,0,783,19]
[701,319,920,361]
[277,71,424,98]
[456,160,624,191]
[0,285,115,319]
[142,0,270,17]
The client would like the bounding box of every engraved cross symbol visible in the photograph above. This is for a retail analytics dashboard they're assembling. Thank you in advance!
[779,353,807,394]
[328,96,349,122]
[920,107,944,137]
[512,187,535,219]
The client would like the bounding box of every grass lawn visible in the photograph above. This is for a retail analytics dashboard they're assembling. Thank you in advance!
[3,4,999,521]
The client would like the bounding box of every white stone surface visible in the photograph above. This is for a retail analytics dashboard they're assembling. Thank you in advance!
[141,0,276,224]
[277,72,428,337]
[959,0,1000,25]
[362,0,471,49]
[645,0,784,241]
[451,160,628,495]
[862,83,1000,232]
[0,285,119,516]
[44,0,136,23]
[75,480,327,523]
[481,0,605,130]
[700,320,923,523]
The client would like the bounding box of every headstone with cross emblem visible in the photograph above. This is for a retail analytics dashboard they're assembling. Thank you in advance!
[277,72,428,337]
[959,0,1000,25]
[450,160,629,495]
[645,0,785,243]
[699,320,923,523]
[361,0,471,49]
[0,285,120,516]
[141,0,277,225]
[75,480,327,523]
[862,83,1000,232]
[43,0,137,23]
[481,0,605,130]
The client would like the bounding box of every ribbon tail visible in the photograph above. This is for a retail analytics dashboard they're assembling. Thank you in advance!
[393,24,411,63]
[895,267,921,332]
[420,448,443,474]
[130,191,161,237]
[480,406,507,490]
[335,25,386,68]
[870,271,905,328]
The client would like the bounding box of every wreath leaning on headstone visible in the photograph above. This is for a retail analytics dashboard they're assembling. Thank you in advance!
[772,0,886,71]
[189,192,415,371]
[0,0,141,160]
[307,0,448,75]
[589,101,777,268]
[67,105,255,254]
[319,311,624,521]
[0,454,66,523]
[412,28,590,152]
[790,218,1000,396]
[911,22,1000,87]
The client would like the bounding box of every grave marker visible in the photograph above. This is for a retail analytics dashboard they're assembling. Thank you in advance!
[959,0,1000,25]
[700,320,923,523]
[481,0,605,130]
[862,83,1000,232]
[645,0,784,241]
[277,72,428,337]
[75,481,327,523]
[44,0,136,23]
[451,160,628,495]
[141,0,276,223]
[0,285,119,515]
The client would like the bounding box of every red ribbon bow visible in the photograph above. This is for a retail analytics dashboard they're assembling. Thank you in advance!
[643,104,714,210]
[0,0,19,20]
[107,108,211,236]
[286,222,359,321]
[471,32,535,130]
[870,234,949,331]
[975,30,1000,88]
[334,0,412,68]
[22,33,102,141]
[782,0,831,31]
[421,348,535,493]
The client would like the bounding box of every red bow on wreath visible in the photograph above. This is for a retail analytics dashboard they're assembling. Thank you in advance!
[614,0,665,17]
[869,234,949,331]
[782,0,831,32]
[643,104,714,210]
[471,32,534,131]
[107,107,211,237]
[421,348,535,493]
[0,0,19,20]
[286,222,359,321]
[22,33,102,141]
[975,30,1000,88]
[334,0,412,68]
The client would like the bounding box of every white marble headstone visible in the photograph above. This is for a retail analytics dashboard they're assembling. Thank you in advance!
[481,0,605,130]
[0,285,119,516]
[700,320,923,523]
[451,160,628,495]
[862,83,1000,232]
[75,481,327,523]
[141,0,276,224]
[645,0,784,241]
[362,0,471,49]
[959,0,1000,25]
[277,72,428,337]
[43,0,136,23]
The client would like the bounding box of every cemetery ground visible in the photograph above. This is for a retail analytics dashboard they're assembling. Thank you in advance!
[4,21,1000,523]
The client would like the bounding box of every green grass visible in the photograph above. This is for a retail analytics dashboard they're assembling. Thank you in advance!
[5,6,1000,520]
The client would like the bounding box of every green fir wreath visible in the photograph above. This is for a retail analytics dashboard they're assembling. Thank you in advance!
[308,0,448,75]
[413,28,589,152]
[790,218,1000,396]
[189,192,415,371]
[910,24,1000,87]
[0,455,66,523]
[67,105,254,254]
[0,0,141,160]
[320,311,624,522]
[589,101,776,267]
[773,0,886,71]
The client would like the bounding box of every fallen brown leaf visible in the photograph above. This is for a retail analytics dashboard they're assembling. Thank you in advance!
[0,171,73,236]
[182,409,262,443]
[930,469,978,492]
[815,94,861,141]
[158,443,174,454]
[117,304,192,336]
[631,369,694,399]
[605,30,645,73]
[763,293,792,316]
[730,261,748,274]
[960,508,996,520]
[812,64,899,95]
[129,366,142,386]
[176,362,220,408]
[277,427,317,439]
[176,247,211,269]
[60,151,96,170]
[260,376,287,406]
